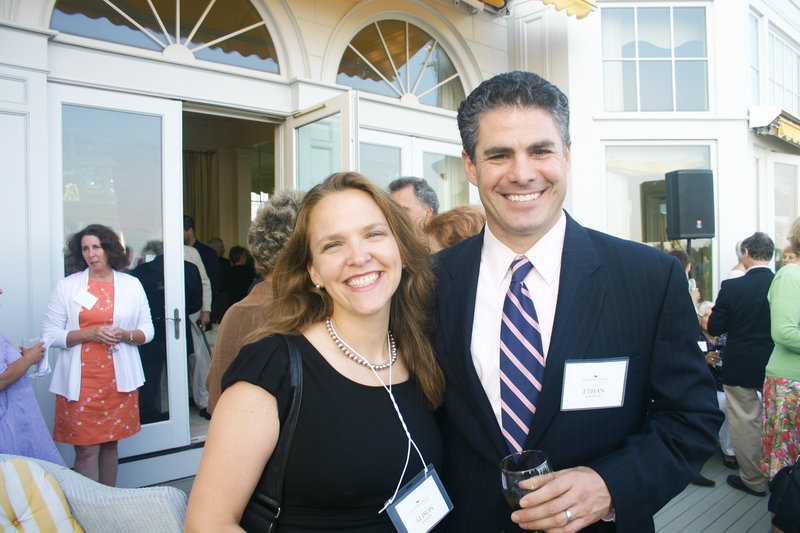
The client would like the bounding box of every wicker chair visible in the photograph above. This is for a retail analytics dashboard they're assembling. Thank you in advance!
[0,454,187,533]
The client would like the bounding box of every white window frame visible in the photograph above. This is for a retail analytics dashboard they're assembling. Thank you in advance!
[767,28,800,116]
[599,3,712,114]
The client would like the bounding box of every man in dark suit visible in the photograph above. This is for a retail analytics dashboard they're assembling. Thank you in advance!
[207,237,232,323]
[433,71,722,532]
[707,232,774,497]
[131,242,203,424]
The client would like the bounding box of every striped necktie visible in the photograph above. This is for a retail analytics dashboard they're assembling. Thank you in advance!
[500,256,545,455]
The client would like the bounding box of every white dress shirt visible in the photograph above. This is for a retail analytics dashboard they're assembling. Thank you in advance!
[184,245,212,313]
[470,211,566,427]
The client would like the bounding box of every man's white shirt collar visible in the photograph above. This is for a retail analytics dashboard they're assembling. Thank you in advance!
[483,210,566,285]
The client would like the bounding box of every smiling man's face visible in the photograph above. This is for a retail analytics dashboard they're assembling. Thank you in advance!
[462,105,570,253]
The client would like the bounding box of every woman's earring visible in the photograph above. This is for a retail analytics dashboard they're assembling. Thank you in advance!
[315,283,321,289]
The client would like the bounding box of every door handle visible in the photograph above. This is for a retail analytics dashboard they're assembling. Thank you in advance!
[164,308,182,339]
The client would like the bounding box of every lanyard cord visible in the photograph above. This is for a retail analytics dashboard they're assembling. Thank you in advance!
[328,321,428,513]
[371,358,428,513]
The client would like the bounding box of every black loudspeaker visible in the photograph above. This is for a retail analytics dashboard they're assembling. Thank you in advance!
[665,169,715,240]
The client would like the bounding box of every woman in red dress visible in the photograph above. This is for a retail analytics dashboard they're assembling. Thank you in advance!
[43,224,153,485]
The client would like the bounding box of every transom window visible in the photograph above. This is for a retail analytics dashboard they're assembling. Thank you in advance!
[337,20,465,111]
[601,6,708,112]
[769,31,800,116]
[50,0,279,73]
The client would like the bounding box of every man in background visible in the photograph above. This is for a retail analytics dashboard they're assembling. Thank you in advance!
[708,231,775,497]
[132,241,202,423]
[388,176,439,226]
[206,237,231,323]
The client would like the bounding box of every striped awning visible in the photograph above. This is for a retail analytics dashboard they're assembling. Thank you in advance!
[539,0,596,19]
[750,106,800,149]
[464,0,595,18]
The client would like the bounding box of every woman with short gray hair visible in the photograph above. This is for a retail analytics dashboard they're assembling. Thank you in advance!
[205,189,305,414]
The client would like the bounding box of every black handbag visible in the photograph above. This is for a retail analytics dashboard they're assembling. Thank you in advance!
[240,335,304,533]
[768,455,800,533]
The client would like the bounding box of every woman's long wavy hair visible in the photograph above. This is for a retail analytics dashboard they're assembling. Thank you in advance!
[251,172,445,408]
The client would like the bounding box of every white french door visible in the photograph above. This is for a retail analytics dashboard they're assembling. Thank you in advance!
[48,84,190,458]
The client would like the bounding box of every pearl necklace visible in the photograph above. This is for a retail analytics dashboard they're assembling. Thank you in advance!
[325,317,397,370]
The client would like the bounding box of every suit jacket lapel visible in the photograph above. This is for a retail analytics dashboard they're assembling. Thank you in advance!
[527,213,606,449]
[438,231,509,459]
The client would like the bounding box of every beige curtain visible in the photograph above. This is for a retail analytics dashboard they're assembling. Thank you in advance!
[183,150,220,241]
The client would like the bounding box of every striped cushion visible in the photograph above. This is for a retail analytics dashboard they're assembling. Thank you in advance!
[0,456,83,533]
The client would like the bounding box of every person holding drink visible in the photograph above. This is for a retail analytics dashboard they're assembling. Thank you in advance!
[0,288,64,465]
[42,224,153,485]
[432,71,722,531]
[186,173,447,532]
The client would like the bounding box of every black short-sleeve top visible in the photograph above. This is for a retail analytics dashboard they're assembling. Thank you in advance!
[221,334,444,532]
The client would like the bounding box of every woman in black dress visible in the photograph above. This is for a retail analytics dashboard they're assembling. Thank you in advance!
[185,172,446,532]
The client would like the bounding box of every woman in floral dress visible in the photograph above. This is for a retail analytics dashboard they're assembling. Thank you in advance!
[762,217,800,480]
[43,224,153,485]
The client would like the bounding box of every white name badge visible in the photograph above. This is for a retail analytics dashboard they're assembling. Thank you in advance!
[561,358,629,411]
[698,340,708,352]
[386,466,452,533]
[73,290,98,310]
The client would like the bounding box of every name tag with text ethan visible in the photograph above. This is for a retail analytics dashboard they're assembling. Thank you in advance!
[561,357,629,411]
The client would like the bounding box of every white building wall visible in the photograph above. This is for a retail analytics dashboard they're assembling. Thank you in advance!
[0,22,58,429]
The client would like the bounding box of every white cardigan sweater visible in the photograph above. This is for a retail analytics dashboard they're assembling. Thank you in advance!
[43,269,154,401]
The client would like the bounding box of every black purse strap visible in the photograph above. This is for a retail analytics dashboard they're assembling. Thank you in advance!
[255,334,304,514]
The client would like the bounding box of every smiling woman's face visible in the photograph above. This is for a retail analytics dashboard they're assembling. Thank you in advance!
[306,188,403,324]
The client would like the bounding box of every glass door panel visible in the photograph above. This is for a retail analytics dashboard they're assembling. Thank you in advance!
[284,91,357,190]
[358,129,473,209]
[51,85,187,458]
[422,151,469,211]
[359,142,402,189]
[774,161,799,266]
[412,139,468,211]
[61,105,162,265]
[296,113,341,191]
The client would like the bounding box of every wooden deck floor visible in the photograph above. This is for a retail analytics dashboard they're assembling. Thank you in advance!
[161,451,771,531]
[655,450,770,532]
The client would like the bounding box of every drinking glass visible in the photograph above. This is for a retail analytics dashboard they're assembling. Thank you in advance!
[21,336,43,377]
[500,450,553,510]
[104,318,118,353]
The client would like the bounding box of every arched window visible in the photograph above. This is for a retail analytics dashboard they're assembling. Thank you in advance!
[50,0,279,73]
[337,20,464,111]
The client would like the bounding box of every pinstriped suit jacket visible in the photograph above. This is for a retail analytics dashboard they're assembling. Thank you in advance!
[432,212,723,533]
